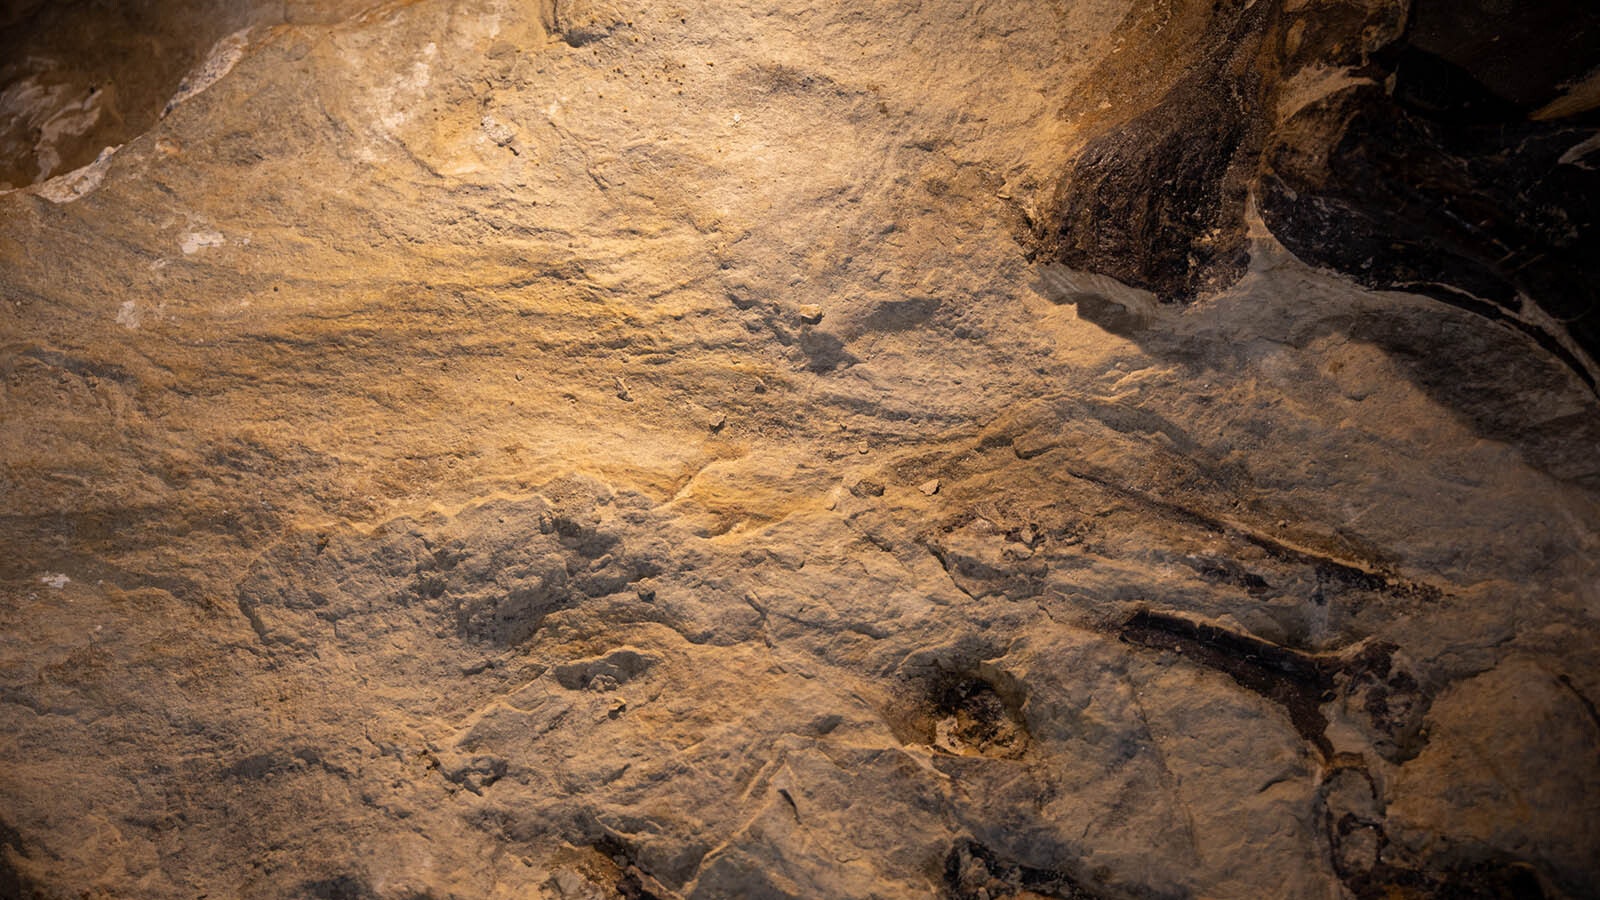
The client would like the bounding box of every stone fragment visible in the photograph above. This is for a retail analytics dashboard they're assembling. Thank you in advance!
[849,479,885,498]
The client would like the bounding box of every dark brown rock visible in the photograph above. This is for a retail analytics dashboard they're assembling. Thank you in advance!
[1037,0,1600,390]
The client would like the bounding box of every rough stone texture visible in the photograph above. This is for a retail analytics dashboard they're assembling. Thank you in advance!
[1037,0,1600,390]
[2,1,1599,898]
[1032,0,1277,301]
[0,0,360,189]
[1259,37,1600,394]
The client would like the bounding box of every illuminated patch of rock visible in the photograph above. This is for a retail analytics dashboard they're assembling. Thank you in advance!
[1,0,1597,898]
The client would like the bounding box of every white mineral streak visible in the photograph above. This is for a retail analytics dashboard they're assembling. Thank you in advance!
[162,28,252,117]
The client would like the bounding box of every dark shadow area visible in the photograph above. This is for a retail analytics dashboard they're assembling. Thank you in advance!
[1,0,245,186]
[301,875,377,900]
[0,818,28,900]
[1033,0,1600,488]
[0,0,359,188]
[1260,44,1600,393]
[943,839,1101,900]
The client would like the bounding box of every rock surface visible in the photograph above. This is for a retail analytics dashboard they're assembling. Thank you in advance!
[2,0,1598,898]
[1036,0,1600,390]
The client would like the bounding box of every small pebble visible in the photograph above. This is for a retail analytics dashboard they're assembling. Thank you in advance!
[918,478,941,496]
[798,304,823,324]
[850,479,885,498]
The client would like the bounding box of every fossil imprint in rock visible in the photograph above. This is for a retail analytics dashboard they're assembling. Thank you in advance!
[1,0,1598,898]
